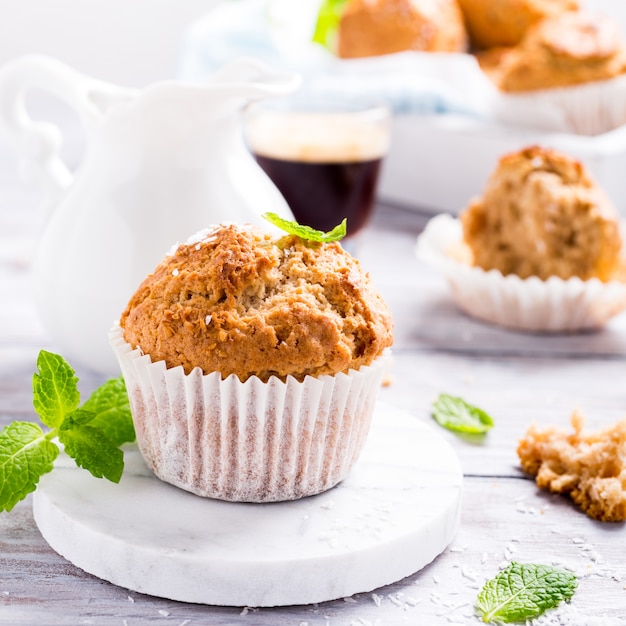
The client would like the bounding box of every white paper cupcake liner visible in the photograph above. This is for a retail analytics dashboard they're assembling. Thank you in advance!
[415,214,626,332]
[110,325,389,502]
[490,74,626,136]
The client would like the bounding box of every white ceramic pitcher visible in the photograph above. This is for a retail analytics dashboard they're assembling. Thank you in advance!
[0,55,299,376]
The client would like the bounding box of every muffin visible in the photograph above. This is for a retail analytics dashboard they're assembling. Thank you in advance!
[461,146,623,282]
[518,410,626,522]
[111,223,393,502]
[415,146,626,331]
[481,11,626,92]
[336,0,468,59]
[458,0,578,50]
[480,11,626,134]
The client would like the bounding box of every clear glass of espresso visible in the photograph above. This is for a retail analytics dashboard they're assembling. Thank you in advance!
[244,97,391,249]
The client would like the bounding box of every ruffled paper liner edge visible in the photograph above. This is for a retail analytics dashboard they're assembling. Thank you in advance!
[110,325,389,502]
[415,214,626,331]
[489,73,626,136]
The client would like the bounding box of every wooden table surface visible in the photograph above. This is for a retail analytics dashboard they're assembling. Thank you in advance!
[1,120,626,625]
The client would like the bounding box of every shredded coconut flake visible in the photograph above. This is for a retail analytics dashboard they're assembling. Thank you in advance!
[461,566,478,582]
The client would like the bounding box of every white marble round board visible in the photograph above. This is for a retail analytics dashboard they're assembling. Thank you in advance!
[33,403,463,607]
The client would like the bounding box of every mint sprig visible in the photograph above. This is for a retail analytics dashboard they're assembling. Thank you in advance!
[0,422,59,513]
[312,0,349,52]
[476,562,577,623]
[0,350,135,512]
[263,212,347,242]
[431,393,494,435]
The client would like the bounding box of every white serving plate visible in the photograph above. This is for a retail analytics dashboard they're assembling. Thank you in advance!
[33,403,462,607]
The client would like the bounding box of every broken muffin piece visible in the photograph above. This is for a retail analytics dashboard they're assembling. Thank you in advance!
[517,410,626,522]
[460,146,624,282]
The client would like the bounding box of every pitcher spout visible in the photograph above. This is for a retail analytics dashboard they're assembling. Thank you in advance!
[205,56,301,99]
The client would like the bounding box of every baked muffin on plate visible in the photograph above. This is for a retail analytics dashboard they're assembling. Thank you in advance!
[479,11,626,135]
[336,0,468,58]
[457,0,578,50]
[110,222,393,502]
[416,146,626,331]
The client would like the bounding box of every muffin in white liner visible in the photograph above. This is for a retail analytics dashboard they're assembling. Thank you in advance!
[110,326,390,503]
[416,213,626,331]
[112,222,393,501]
[480,11,626,136]
[490,74,626,136]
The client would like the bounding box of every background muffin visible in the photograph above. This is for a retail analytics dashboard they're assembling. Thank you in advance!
[416,146,626,332]
[336,0,468,58]
[458,0,578,50]
[480,11,626,92]
[113,223,393,503]
[460,146,623,281]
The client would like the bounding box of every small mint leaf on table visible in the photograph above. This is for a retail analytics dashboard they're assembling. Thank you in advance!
[476,562,577,624]
[81,377,135,447]
[32,350,80,428]
[431,393,494,435]
[263,212,347,243]
[0,422,59,512]
[59,411,124,483]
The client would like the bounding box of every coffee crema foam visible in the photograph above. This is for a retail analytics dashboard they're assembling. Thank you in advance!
[246,111,389,163]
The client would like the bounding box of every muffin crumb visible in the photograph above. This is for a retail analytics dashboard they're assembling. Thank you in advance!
[518,411,626,522]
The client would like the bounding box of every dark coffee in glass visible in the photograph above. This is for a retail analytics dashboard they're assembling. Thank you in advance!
[245,106,390,239]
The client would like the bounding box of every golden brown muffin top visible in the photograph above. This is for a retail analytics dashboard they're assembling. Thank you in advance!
[336,0,467,59]
[458,0,578,50]
[460,146,624,282]
[121,224,393,382]
[480,11,626,92]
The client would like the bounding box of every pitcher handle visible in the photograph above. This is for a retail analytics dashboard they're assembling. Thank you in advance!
[0,54,137,217]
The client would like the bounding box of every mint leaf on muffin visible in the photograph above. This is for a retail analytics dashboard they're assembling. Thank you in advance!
[263,212,347,242]
[431,393,494,434]
[476,562,577,623]
[0,350,134,512]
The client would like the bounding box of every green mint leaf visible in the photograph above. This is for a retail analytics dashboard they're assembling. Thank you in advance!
[32,350,80,428]
[59,412,124,483]
[263,212,347,242]
[312,0,349,52]
[0,422,59,512]
[81,377,135,447]
[476,562,577,623]
[431,393,494,434]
